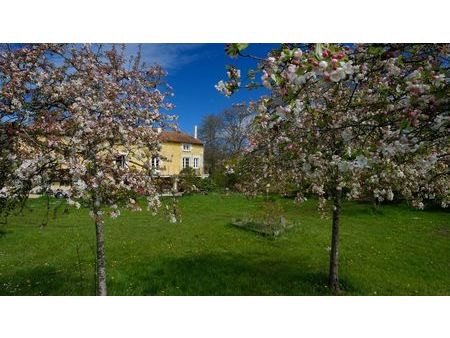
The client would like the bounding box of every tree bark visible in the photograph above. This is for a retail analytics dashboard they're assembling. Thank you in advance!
[95,213,107,296]
[329,188,342,294]
[92,194,107,296]
[89,149,107,296]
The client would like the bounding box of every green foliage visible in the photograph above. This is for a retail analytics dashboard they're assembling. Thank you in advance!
[178,167,200,194]
[196,176,218,192]
[314,43,323,59]
[210,164,238,191]
[225,43,249,57]
[178,168,218,194]
[367,45,386,56]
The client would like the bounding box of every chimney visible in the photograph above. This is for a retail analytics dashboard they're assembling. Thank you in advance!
[194,125,198,139]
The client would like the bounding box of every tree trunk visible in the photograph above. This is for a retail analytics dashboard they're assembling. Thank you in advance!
[328,188,342,294]
[89,149,107,296]
[92,192,107,296]
[95,214,107,296]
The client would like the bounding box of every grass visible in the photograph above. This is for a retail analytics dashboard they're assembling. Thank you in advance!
[0,193,449,295]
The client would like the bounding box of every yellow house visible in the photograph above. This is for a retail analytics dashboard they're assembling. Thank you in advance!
[113,128,205,193]
[153,129,205,177]
[115,128,205,177]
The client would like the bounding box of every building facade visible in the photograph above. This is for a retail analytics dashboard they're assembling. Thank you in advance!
[155,130,205,177]
[114,129,205,178]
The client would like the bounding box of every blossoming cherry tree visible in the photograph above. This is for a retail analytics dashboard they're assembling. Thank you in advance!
[217,43,449,293]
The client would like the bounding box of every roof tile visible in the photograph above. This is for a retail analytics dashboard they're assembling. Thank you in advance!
[159,130,203,145]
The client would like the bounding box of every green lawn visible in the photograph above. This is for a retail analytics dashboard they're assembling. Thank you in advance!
[0,193,448,295]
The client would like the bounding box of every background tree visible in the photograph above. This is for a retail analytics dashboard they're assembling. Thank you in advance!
[0,44,174,295]
[217,43,449,293]
[219,103,253,154]
[199,104,253,178]
[198,113,224,174]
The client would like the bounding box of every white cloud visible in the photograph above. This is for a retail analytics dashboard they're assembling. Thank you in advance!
[123,43,205,70]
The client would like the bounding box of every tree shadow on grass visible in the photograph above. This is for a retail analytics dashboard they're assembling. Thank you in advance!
[0,228,8,238]
[0,265,91,296]
[1,256,357,296]
[137,254,356,296]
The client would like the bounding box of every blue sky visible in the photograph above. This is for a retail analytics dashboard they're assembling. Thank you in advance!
[130,43,278,135]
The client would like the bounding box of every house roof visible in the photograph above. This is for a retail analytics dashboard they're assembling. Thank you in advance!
[159,130,203,145]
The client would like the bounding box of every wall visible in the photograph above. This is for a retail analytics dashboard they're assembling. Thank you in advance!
[159,142,204,176]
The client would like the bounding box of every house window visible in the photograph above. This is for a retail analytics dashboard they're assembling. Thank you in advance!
[193,157,199,169]
[182,143,192,152]
[151,156,160,169]
[182,157,190,169]
[116,154,127,169]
